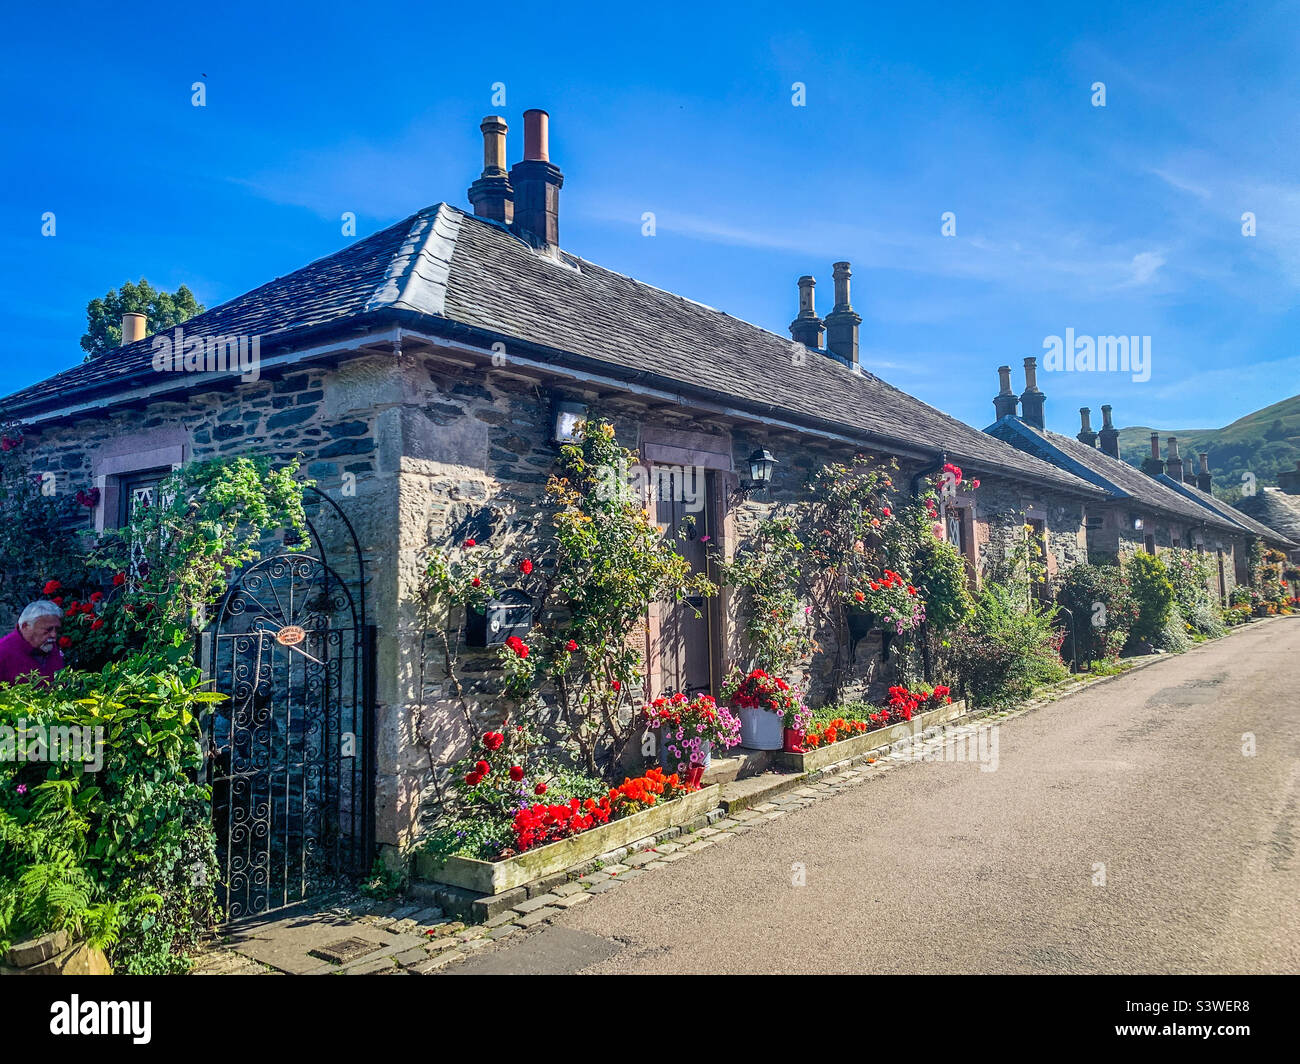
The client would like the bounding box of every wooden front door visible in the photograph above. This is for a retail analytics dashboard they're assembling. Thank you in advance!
[652,467,715,698]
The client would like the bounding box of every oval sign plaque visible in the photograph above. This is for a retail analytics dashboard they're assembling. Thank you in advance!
[276,625,306,647]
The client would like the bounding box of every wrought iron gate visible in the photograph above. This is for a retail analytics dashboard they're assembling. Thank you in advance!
[204,494,373,922]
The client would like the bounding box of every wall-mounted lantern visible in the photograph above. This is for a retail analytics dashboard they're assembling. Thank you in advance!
[553,399,587,445]
[732,448,778,504]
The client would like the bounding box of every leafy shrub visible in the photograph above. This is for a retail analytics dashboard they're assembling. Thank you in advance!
[1125,553,1175,646]
[1166,548,1223,638]
[0,650,222,971]
[1058,563,1136,661]
[948,582,1067,707]
[1159,604,1191,653]
[1188,602,1225,639]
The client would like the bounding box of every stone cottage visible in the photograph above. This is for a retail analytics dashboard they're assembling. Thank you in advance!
[2,109,1120,869]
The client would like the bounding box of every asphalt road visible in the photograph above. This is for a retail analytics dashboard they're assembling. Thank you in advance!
[454,618,1300,974]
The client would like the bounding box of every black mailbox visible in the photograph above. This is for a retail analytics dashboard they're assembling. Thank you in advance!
[466,588,534,647]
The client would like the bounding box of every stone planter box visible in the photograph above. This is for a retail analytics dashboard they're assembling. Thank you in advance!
[1,930,112,975]
[777,699,970,774]
[415,784,722,895]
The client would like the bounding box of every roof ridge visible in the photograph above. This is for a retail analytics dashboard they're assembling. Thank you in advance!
[363,202,460,316]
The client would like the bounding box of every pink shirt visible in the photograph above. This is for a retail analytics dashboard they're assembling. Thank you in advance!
[0,627,64,685]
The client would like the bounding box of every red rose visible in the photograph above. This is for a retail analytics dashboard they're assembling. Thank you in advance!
[505,635,529,659]
[58,636,71,649]
[42,580,60,595]
[471,577,481,587]
[483,731,504,750]
[91,619,104,630]
[534,782,547,795]
[89,591,103,603]
[112,573,126,586]
[565,639,578,652]
[881,507,891,518]
[509,766,524,782]
[475,760,491,775]
[611,680,621,691]
[464,538,476,547]
[52,597,63,606]
[519,558,534,575]
[465,772,482,786]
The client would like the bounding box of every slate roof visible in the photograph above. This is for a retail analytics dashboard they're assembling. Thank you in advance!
[1232,490,1300,545]
[1151,474,1297,547]
[0,203,1106,496]
[985,415,1251,535]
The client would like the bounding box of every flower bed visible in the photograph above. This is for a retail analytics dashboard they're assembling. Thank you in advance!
[777,696,969,774]
[415,782,721,895]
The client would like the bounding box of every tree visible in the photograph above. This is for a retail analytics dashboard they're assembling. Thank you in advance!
[80,279,204,359]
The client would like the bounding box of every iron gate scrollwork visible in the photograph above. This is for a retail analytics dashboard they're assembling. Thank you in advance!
[205,539,372,922]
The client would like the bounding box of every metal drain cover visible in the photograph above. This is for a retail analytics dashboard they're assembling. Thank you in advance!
[309,936,381,965]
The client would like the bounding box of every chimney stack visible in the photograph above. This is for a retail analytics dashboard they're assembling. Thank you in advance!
[1138,427,1162,473]
[468,116,514,224]
[823,262,861,370]
[993,365,1020,419]
[1077,407,1098,447]
[1197,452,1212,493]
[509,109,564,247]
[1165,437,1184,483]
[1277,460,1300,495]
[1019,357,1045,429]
[1098,405,1121,459]
[121,312,146,346]
[789,275,825,349]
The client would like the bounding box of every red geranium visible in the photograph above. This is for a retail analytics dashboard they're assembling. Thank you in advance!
[509,765,524,782]
[112,573,126,586]
[518,558,533,575]
[42,580,60,596]
[534,782,547,796]
[565,639,578,652]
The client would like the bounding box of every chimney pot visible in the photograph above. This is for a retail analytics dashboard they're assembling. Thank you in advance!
[468,115,515,224]
[993,366,1019,419]
[509,109,564,246]
[121,312,146,346]
[1165,436,1185,482]
[1077,407,1097,447]
[1097,404,1120,458]
[823,262,861,370]
[789,275,825,348]
[523,109,549,162]
[1018,357,1046,429]
[1149,432,1160,458]
[1196,452,1212,493]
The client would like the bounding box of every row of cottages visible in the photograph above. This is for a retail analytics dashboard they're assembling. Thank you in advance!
[0,110,1113,853]
[984,363,1298,596]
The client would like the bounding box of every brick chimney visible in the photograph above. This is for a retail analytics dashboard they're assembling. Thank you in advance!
[823,262,860,370]
[1277,460,1300,495]
[121,312,146,346]
[1019,357,1045,429]
[509,109,564,247]
[1077,407,1098,447]
[1197,452,1212,493]
[468,115,514,224]
[1165,437,1184,482]
[1097,405,1121,458]
[789,275,824,348]
[993,365,1019,419]
[1139,430,1163,474]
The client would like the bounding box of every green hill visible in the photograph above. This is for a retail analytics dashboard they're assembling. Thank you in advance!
[1117,394,1300,500]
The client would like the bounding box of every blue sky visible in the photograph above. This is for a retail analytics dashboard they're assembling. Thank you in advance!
[3,0,1297,434]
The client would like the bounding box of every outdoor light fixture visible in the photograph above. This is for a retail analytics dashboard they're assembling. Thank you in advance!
[552,399,587,445]
[732,448,778,504]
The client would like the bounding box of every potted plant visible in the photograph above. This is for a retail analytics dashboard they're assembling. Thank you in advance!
[640,693,742,784]
[722,668,811,751]
[848,569,925,637]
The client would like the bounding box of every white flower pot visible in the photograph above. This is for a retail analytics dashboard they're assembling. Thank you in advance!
[736,706,784,750]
